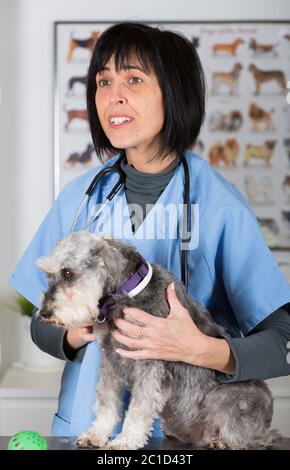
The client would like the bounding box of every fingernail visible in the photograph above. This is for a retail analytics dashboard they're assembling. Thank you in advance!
[171,282,175,290]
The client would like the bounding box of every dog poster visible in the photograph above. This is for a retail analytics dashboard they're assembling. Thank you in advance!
[54,21,290,250]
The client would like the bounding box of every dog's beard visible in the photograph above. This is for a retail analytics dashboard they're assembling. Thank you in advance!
[42,274,106,328]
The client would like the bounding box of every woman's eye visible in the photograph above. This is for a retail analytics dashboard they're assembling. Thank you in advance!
[98,78,110,87]
[128,77,142,85]
[61,268,74,280]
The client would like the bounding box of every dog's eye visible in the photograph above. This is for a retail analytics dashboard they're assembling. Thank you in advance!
[61,268,74,280]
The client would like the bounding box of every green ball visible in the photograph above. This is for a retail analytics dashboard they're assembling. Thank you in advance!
[7,431,48,450]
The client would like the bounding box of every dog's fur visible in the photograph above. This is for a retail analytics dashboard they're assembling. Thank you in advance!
[248,102,276,132]
[208,139,240,167]
[244,140,276,167]
[248,64,287,95]
[37,232,281,450]
[211,63,242,95]
[212,38,244,56]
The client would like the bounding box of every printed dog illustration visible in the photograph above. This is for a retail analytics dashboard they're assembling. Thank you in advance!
[65,143,95,167]
[212,38,244,56]
[249,38,279,56]
[63,106,88,132]
[211,63,242,95]
[67,31,99,62]
[208,139,240,167]
[248,64,287,95]
[248,102,276,132]
[244,140,276,167]
[209,109,243,132]
[37,231,281,450]
[244,174,273,205]
[257,217,280,246]
[67,75,88,95]
[191,36,200,48]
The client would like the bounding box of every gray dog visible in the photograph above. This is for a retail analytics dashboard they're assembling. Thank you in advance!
[37,231,280,450]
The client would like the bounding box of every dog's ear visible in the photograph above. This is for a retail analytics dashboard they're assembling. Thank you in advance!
[36,256,55,274]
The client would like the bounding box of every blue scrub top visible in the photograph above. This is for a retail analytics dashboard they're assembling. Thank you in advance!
[9,150,290,437]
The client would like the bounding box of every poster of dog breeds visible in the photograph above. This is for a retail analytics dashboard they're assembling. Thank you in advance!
[55,21,290,247]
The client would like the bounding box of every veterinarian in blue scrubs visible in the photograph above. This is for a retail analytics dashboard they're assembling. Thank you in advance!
[9,23,290,439]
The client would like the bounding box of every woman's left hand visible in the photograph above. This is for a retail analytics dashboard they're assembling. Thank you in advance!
[113,282,208,364]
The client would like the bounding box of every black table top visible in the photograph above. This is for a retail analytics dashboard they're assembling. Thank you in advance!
[1,436,290,450]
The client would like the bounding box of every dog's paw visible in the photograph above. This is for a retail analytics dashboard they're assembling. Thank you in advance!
[76,432,107,448]
[209,438,240,450]
[209,438,231,450]
[105,436,142,451]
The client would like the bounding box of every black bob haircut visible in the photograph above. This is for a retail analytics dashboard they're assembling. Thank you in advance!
[87,22,206,163]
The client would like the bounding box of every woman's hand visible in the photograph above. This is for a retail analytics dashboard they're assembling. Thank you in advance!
[113,282,236,375]
[113,282,208,364]
[65,323,97,351]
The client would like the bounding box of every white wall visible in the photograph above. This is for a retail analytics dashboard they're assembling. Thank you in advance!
[0,0,21,370]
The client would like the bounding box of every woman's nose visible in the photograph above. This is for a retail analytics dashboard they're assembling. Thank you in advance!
[109,84,128,105]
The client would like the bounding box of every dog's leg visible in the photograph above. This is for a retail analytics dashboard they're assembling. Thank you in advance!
[76,359,122,448]
[105,364,168,450]
[67,41,75,62]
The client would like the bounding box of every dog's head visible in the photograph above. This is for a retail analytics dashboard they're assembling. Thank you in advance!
[36,231,140,328]
[265,140,277,150]
[248,64,256,72]
[233,63,242,73]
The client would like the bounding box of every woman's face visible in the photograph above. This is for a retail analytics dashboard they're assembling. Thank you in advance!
[95,56,164,158]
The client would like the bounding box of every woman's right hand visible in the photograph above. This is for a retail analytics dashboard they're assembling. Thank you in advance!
[64,323,97,353]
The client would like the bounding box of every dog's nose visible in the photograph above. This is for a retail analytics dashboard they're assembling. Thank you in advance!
[39,308,53,319]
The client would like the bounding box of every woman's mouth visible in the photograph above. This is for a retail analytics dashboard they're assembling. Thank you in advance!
[109,116,134,129]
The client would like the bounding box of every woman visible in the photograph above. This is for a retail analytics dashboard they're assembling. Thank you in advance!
[9,22,290,439]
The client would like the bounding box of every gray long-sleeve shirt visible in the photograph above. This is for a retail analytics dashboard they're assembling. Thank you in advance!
[30,156,290,381]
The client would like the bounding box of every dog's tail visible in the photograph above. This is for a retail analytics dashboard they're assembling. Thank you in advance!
[250,428,283,449]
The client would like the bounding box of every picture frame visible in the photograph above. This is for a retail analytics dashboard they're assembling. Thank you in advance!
[54,20,290,250]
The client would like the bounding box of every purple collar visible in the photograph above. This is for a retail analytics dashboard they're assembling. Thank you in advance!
[96,256,150,323]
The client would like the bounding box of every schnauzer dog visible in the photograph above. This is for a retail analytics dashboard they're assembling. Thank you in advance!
[37,231,280,450]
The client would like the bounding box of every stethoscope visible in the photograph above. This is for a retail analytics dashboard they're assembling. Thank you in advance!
[70,152,191,290]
